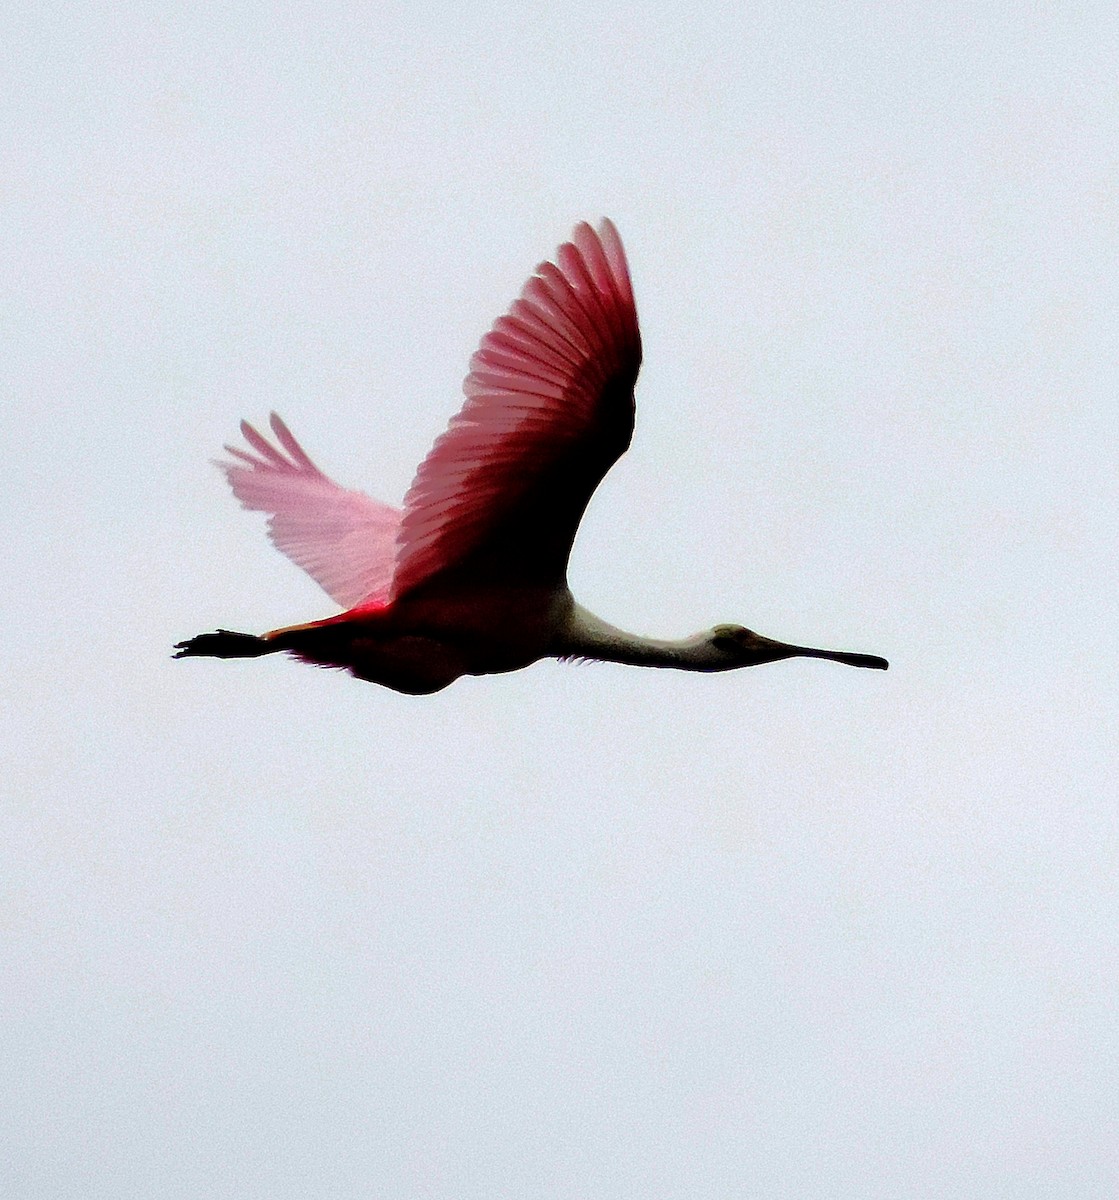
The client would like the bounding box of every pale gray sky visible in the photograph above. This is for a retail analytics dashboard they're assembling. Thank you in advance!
[3,4,1117,1197]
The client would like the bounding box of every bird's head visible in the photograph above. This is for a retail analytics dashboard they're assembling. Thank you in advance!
[707,624,799,667]
[706,624,889,671]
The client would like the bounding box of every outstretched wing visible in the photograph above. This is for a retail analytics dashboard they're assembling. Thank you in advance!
[391,219,642,600]
[220,412,400,608]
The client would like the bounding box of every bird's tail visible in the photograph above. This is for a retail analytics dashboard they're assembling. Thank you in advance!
[173,629,276,659]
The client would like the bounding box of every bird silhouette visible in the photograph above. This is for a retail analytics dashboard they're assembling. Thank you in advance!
[175,220,887,693]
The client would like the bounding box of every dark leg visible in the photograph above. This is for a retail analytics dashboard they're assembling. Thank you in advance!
[173,629,274,659]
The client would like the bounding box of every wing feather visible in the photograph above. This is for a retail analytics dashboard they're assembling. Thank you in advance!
[391,219,642,598]
[219,412,400,608]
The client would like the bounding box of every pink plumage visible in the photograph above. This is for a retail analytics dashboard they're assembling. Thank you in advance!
[220,412,399,608]
[392,218,641,598]
[220,220,641,607]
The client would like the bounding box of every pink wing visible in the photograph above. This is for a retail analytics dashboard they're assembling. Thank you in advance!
[391,219,642,599]
[220,412,400,608]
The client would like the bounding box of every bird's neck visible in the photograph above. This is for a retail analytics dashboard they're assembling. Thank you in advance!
[556,603,723,670]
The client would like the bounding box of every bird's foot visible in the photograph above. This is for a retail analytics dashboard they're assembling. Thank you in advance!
[173,629,271,659]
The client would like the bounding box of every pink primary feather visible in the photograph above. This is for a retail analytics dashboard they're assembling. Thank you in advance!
[220,413,400,608]
[391,219,642,598]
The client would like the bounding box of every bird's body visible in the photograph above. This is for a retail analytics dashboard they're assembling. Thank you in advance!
[176,220,887,692]
[273,583,575,694]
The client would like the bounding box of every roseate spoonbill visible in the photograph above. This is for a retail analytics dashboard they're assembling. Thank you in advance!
[175,220,887,693]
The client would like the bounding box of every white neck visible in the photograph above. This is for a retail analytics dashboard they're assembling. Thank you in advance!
[555,603,726,671]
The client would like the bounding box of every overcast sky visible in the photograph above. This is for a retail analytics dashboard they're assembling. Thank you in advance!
[3,4,1117,1197]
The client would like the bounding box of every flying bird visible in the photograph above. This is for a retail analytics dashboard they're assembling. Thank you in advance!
[175,220,887,693]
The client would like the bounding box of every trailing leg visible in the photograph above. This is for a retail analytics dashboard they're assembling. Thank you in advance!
[173,629,275,659]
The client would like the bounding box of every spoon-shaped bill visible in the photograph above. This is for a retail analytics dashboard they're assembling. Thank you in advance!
[792,645,889,670]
